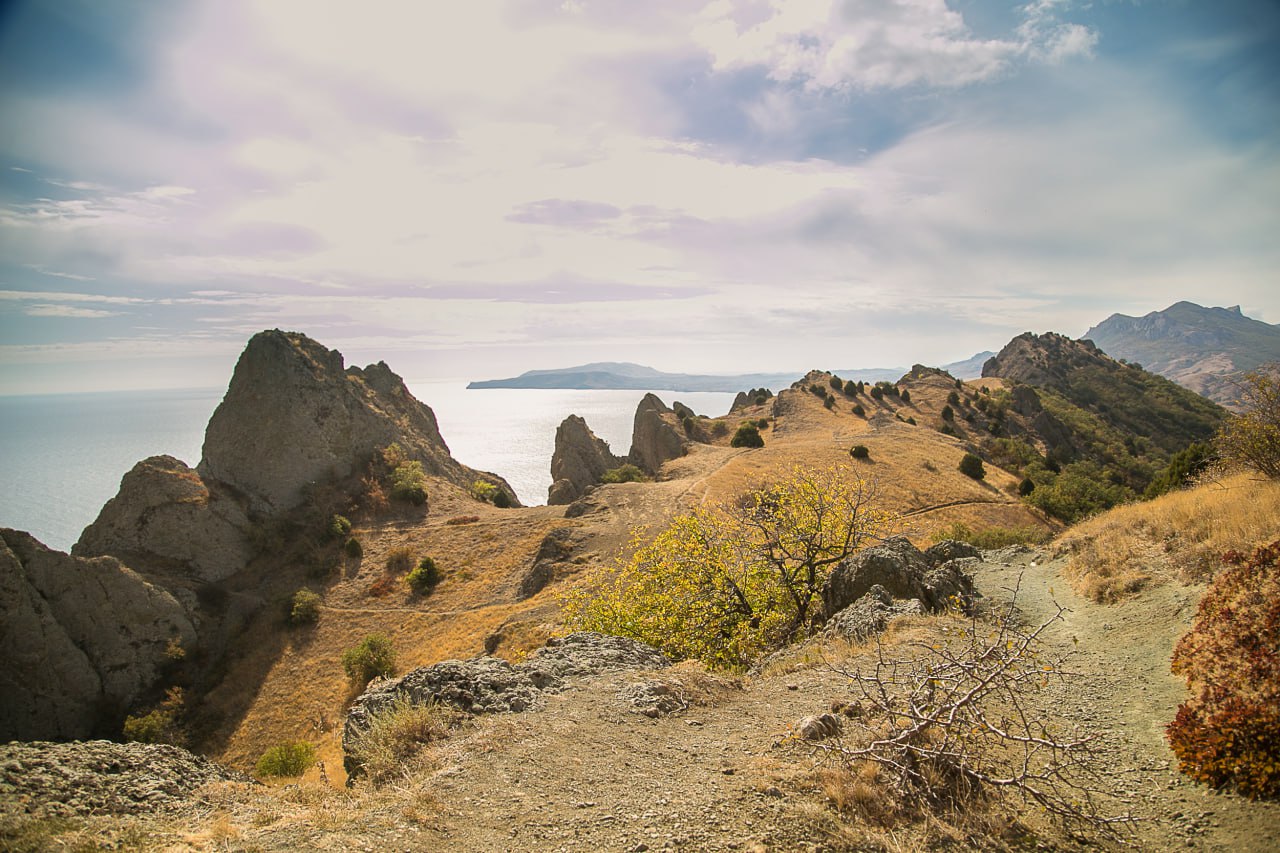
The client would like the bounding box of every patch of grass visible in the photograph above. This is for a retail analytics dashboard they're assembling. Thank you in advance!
[601,463,647,484]
[346,696,457,784]
[930,522,1050,550]
[386,546,415,574]
[1058,471,1280,601]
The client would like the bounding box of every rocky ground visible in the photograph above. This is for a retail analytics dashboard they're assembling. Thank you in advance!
[3,547,1278,851]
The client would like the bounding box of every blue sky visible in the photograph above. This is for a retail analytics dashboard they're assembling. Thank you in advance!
[1,0,1277,393]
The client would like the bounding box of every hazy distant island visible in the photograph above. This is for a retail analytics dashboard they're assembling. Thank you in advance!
[467,354,994,392]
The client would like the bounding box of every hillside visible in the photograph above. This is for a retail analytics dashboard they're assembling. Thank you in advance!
[1083,301,1280,409]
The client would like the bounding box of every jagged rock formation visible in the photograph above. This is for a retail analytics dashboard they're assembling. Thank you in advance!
[1083,302,1280,410]
[518,527,580,599]
[0,529,196,741]
[344,632,668,779]
[730,388,774,413]
[0,740,251,817]
[199,330,514,515]
[547,415,624,505]
[73,455,253,583]
[627,393,687,475]
[982,332,1109,389]
[821,537,978,636]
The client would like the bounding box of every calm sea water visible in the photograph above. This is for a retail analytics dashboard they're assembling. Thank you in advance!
[0,383,737,552]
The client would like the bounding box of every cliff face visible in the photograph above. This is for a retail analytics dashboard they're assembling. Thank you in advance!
[547,416,623,505]
[74,455,253,583]
[0,529,196,741]
[198,330,494,515]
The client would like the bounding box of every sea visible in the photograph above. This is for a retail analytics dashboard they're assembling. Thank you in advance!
[0,383,739,553]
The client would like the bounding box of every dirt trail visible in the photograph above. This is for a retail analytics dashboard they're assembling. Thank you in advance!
[972,549,1280,852]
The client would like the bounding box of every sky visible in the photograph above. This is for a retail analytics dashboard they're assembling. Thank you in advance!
[1,0,1277,394]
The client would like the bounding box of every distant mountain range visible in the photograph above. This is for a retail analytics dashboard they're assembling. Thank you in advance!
[1083,301,1280,410]
[467,353,995,392]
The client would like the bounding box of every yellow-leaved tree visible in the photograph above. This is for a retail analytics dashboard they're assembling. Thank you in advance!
[562,464,897,669]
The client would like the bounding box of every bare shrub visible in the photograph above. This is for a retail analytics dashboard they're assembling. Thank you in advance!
[801,587,1132,838]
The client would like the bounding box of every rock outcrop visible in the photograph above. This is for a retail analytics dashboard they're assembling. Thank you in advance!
[73,455,253,583]
[0,529,196,741]
[0,740,251,817]
[627,393,686,475]
[821,538,979,639]
[199,329,515,515]
[344,632,668,779]
[547,415,624,505]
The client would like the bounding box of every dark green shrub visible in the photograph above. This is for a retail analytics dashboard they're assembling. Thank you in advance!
[849,444,870,460]
[255,741,316,778]
[343,633,396,683]
[756,418,769,429]
[900,389,911,403]
[731,422,764,448]
[829,376,843,391]
[290,589,321,625]
[327,514,352,540]
[754,395,768,406]
[947,391,960,406]
[959,453,985,480]
[852,403,866,417]
[682,414,697,435]
[1018,477,1036,496]
[391,461,427,505]
[870,386,884,400]
[1145,442,1214,498]
[844,379,858,397]
[810,384,826,398]
[406,557,441,595]
[602,463,646,484]
[824,394,835,409]
[492,489,514,508]
[940,423,958,437]
[344,536,363,559]
[122,687,185,746]
[386,546,415,573]
[904,416,916,425]
[941,405,954,421]
[1167,541,1280,797]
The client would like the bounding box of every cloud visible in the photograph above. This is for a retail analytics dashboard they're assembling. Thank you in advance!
[506,199,623,228]
[24,304,121,318]
[693,0,1096,91]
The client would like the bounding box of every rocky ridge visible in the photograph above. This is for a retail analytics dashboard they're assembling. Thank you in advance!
[0,529,195,741]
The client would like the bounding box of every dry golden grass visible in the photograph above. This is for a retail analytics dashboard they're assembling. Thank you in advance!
[1057,472,1280,602]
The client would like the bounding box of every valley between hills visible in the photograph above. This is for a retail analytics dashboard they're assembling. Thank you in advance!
[2,316,1278,851]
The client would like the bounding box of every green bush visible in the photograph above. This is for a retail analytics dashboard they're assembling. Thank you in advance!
[1018,477,1036,496]
[386,546,415,574]
[470,480,497,502]
[849,444,870,460]
[730,422,764,448]
[122,687,185,746]
[327,514,352,540]
[844,379,858,397]
[492,489,514,508]
[852,403,866,417]
[900,389,911,403]
[406,557,441,595]
[289,589,321,625]
[601,463,647,484]
[391,461,427,505]
[959,453,985,480]
[1025,462,1130,523]
[344,536,363,559]
[756,418,769,429]
[1145,442,1214,498]
[947,390,960,405]
[941,405,954,421]
[343,633,397,683]
[829,376,843,391]
[824,394,835,409]
[870,386,884,400]
[255,741,316,778]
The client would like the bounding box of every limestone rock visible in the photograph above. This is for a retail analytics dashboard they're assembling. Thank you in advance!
[627,393,686,475]
[547,415,623,505]
[825,584,925,639]
[924,539,982,565]
[198,329,515,515]
[524,632,670,680]
[822,537,931,619]
[0,530,196,741]
[0,740,251,818]
[73,455,253,583]
[518,527,579,599]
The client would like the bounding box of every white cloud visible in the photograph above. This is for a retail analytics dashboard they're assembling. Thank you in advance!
[694,0,1096,90]
[24,304,121,318]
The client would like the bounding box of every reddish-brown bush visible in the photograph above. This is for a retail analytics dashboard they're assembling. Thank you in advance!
[1166,540,1280,798]
[446,515,480,526]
